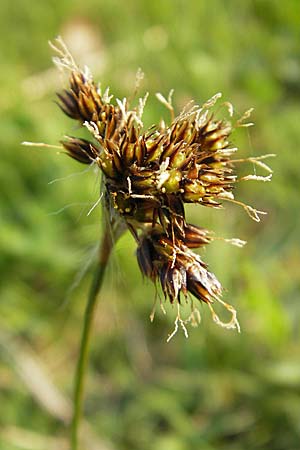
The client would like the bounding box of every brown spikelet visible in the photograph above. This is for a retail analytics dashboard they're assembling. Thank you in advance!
[61,137,99,164]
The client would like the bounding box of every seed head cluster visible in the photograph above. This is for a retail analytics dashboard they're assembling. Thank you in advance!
[50,39,273,337]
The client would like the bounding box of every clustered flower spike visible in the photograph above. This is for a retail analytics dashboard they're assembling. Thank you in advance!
[50,38,274,339]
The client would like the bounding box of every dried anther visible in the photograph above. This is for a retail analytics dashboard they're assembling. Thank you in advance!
[50,37,273,339]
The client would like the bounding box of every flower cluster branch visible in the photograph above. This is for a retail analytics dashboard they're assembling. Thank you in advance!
[50,37,273,338]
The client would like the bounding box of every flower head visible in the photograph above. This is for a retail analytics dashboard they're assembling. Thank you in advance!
[50,37,273,339]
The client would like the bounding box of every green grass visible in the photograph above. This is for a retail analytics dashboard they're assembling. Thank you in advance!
[1,1,300,449]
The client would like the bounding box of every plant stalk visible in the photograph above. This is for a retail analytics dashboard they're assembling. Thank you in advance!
[71,228,114,450]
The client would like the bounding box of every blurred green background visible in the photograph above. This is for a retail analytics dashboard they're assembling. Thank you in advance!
[1,1,300,449]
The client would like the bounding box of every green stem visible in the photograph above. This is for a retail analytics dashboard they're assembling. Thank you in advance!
[71,229,113,450]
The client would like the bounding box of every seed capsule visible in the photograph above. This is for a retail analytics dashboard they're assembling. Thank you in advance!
[161,169,182,193]
[183,180,206,202]
[97,153,118,178]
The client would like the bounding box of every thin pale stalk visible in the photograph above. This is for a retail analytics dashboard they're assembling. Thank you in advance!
[71,228,113,450]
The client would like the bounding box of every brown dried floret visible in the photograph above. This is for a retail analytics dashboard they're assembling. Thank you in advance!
[61,136,99,164]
